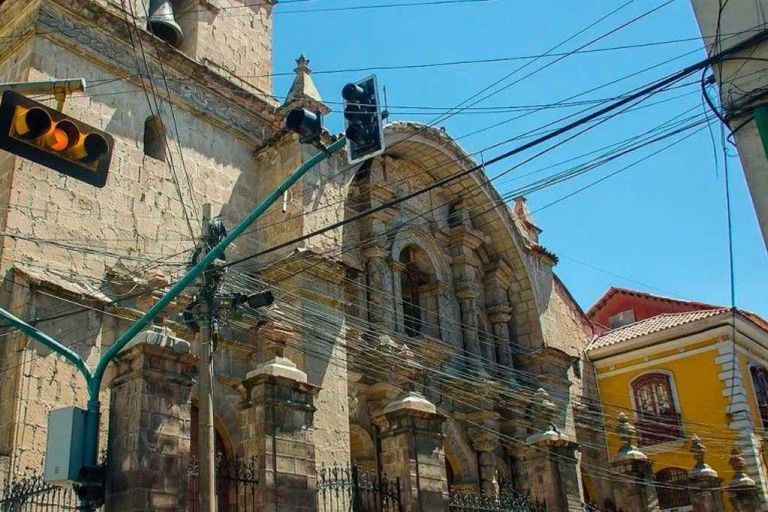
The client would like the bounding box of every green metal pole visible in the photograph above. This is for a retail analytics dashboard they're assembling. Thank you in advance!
[0,136,345,502]
[0,308,92,382]
[82,136,346,470]
[753,106,768,160]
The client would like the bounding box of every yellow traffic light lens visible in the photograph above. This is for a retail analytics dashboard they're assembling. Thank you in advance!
[13,107,52,140]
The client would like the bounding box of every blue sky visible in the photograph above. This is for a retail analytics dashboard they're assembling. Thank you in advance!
[272,0,768,316]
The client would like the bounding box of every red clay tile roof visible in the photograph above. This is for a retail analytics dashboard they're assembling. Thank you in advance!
[585,308,731,352]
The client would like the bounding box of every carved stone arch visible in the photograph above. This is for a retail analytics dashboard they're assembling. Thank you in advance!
[383,123,545,351]
[349,424,376,470]
[391,227,461,344]
[192,381,241,456]
[391,227,451,285]
[442,418,479,488]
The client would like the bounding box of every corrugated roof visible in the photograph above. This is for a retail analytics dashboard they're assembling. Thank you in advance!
[585,308,731,352]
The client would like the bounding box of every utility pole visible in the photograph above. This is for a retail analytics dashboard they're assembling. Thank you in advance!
[197,203,217,512]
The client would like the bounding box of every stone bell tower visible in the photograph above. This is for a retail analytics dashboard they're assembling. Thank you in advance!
[111,0,277,97]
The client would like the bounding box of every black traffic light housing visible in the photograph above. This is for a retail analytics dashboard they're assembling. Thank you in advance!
[0,90,114,188]
[342,75,385,164]
[285,108,323,144]
[76,465,105,508]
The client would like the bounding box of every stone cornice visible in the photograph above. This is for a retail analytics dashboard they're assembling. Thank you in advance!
[37,0,280,144]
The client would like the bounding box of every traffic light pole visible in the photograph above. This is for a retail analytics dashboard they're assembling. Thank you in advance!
[198,204,217,512]
[0,136,346,507]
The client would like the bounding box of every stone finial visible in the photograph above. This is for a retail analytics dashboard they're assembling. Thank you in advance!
[728,447,756,488]
[527,388,556,431]
[614,413,647,462]
[281,54,330,116]
[689,434,718,479]
[513,197,542,243]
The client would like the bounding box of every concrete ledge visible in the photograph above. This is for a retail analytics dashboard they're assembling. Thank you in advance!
[246,356,307,383]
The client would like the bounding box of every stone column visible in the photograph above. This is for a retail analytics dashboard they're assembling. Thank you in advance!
[106,332,196,511]
[364,245,395,332]
[455,283,485,377]
[728,447,763,512]
[487,304,515,384]
[390,259,405,332]
[239,353,319,512]
[484,261,515,384]
[377,392,448,512]
[468,427,500,497]
[688,434,725,512]
[611,413,660,512]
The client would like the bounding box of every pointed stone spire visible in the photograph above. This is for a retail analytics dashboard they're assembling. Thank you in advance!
[512,197,542,243]
[614,413,648,462]
[281,55,330,116]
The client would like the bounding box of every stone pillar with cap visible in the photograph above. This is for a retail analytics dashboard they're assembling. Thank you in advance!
[105,327,195,511]
[688,434,725,512]
[376,390,448,512]
[611,413,660,512]
[727,447,762,512]
[468,425,500,497]
[363,245,396,332]
[238,323,320,512]
[522,389,583,510]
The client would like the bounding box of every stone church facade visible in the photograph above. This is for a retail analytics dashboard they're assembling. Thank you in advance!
[0,0,626,510]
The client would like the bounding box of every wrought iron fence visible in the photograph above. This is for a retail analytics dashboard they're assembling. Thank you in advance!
[317,464,402,512]
[189,453,258,512]
[448,488,547,512]
[0,475,80,511]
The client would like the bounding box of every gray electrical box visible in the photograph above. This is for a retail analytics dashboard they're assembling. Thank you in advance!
[43,407,86,484]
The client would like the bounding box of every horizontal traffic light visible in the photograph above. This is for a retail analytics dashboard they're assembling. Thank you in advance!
[285,108,323,144]
[0,90,113,188]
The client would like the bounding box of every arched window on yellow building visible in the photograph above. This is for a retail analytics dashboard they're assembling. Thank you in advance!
[655,467,692,510]
[749,364,768,429]
[631,372,683,446]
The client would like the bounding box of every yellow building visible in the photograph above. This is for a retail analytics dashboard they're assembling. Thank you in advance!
[586,288,768,511]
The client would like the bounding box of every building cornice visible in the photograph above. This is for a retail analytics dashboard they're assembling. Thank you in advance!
[36,0,280,144]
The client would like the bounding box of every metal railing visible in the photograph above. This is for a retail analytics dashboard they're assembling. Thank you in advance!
[0,475,81,511]
[188,454,258,512]
[448,488,547,512]
[317,465,402,512]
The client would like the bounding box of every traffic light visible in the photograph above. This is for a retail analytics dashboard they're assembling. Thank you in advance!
[0,90,113,188]
[285,108,323,144]
[342,75,385,164]
[75,465,105,507]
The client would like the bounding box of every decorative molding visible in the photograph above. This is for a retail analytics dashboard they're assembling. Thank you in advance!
[37,2,277,144]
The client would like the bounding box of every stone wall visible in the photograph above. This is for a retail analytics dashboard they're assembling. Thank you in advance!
[92,0,275,97]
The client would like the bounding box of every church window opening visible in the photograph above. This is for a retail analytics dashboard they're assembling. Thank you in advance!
[399,245,440,338]
[143,116,167,162]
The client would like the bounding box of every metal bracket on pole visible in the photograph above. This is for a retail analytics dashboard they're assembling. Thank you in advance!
[0,78,86,111]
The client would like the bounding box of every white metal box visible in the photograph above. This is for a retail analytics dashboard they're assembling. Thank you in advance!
[43,407,86,484]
